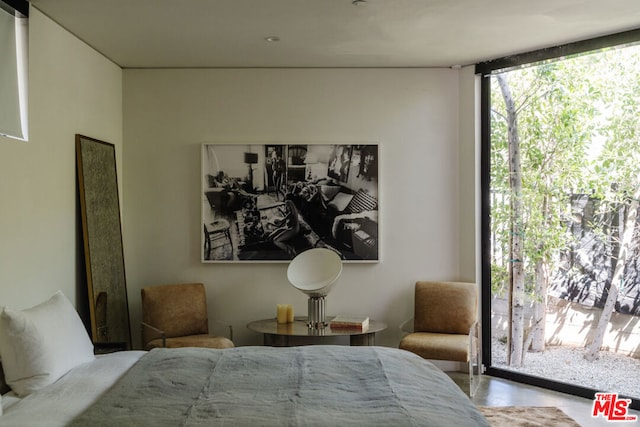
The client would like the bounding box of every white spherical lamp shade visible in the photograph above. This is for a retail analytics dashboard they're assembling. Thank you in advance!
[287,248,343,297]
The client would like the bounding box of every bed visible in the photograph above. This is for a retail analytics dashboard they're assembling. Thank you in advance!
[1,351,145,426]
[0,292,489,426]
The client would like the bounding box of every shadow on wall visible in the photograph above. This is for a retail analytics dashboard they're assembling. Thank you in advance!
[491,295,640,358]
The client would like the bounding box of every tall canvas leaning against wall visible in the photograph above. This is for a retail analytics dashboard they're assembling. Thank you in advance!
[76,135,131,350]
[201,143,379,263]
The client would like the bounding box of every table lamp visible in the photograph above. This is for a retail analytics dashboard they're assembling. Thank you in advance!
[287,248,342,329]
[244,152,258,192]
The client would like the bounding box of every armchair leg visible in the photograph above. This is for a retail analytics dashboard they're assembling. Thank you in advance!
[468,322,483,397]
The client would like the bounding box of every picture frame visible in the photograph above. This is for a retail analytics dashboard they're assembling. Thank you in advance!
[201,143,379,263]
[76,134,131,349]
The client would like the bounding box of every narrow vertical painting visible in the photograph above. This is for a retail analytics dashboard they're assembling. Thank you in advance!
[76,135,131,350]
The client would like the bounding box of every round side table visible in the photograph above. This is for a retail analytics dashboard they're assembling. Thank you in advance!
[247,317,387,346]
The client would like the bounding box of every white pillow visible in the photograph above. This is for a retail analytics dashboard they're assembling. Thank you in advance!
[0,291,95,396]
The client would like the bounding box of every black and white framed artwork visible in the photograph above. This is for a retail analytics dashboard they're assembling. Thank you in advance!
[201,143,379,262]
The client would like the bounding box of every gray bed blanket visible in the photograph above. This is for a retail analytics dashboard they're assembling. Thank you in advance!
[69,346,488,426]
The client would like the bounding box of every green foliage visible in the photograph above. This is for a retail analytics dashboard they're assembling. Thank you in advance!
[491,264,508,295]
[490,44,640,296]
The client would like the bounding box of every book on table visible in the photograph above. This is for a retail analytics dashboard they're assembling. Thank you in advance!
[330,315,369,330]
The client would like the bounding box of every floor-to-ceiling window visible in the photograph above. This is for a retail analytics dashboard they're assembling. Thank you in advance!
[478,30,640,410]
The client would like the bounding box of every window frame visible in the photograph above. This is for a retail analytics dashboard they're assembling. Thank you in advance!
[0,0,27,16]
[476,27,640,409]
[0,0,28,141]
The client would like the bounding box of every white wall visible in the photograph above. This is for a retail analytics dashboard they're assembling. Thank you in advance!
[0,9,122,311]
[0,11,480,352]
[123,68,470,349]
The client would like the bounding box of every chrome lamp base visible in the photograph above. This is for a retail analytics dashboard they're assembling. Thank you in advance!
[307,296,327,329]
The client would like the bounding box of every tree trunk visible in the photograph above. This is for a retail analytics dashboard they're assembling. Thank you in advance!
[531,195,549,352]
[585,180,640,361]
[521,251,548,362]
[497,74,526,367]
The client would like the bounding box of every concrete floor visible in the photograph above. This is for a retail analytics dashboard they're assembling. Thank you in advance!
[448,372,640,426]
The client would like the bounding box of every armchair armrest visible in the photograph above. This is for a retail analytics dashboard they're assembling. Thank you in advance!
[468,320,482,364]
[399,317,414,336]
[212,319,234,342]
[468,320,477,336]
[141,321,166,348]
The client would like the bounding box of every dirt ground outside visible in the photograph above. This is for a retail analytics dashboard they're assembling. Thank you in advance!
[490,295,640,399]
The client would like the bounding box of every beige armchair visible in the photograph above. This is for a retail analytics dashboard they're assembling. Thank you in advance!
[141,283,234,350]
[399,281,482,396]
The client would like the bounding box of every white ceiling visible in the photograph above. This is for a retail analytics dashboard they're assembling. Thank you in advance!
[30,0,640,69]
